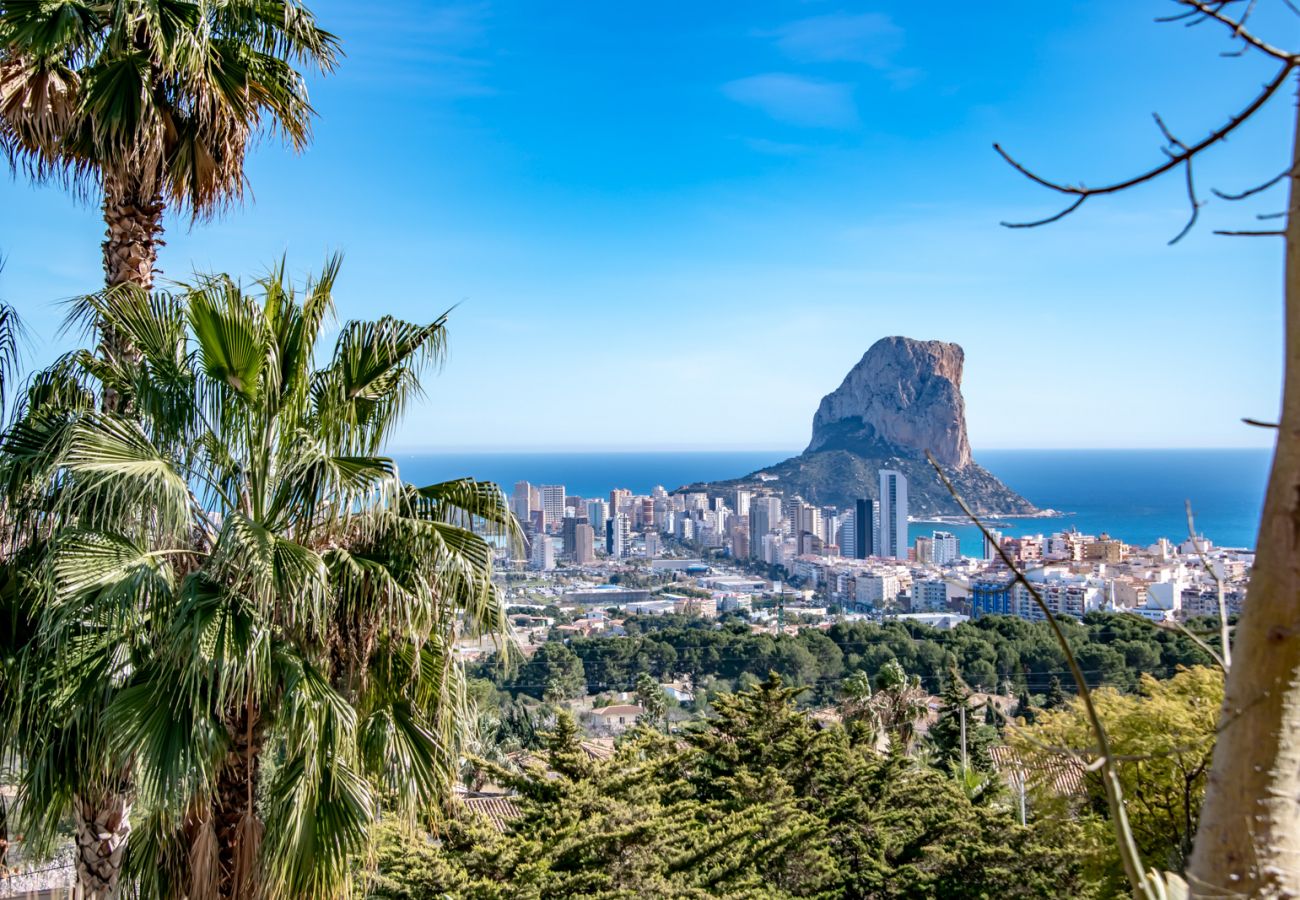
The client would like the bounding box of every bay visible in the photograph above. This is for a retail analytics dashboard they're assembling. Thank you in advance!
[395,448,1271,555]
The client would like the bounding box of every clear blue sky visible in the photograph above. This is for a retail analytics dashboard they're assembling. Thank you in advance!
[0,0,1289,451]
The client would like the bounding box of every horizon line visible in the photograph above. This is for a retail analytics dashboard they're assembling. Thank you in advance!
[387,445,1274,454]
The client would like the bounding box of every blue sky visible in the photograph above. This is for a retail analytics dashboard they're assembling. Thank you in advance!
[0,0,1289,451]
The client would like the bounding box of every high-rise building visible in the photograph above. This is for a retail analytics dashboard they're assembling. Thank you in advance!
[854,498,879,559]
[610,488,631,518]
[653,498,671,531]
[511,481,533,523]
[933,531,960,565]
[606,513,630,558]
[837,509,857,558]
[572,523,595,565]
[561,516,589,560]
[586,499,608,534]
[913,535,934,565]
[644,531,661,558]
[731,520,751,559]
[530,534,555,571]
[733,489,752,518]
[878,470,908,559]
[787,497,821,555]
[984,529,1003,562]
[748,496,783,559]
[540,485,566,534]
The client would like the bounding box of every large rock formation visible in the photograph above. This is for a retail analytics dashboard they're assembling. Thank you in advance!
[682,337,1036,516]
[809,338,972,469]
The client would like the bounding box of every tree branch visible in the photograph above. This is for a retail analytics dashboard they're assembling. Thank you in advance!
[1213,167,1291,201]
[996,61,1296,229]
[1170,0,1295,62]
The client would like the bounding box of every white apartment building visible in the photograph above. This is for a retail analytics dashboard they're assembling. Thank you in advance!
[879,470,908,559]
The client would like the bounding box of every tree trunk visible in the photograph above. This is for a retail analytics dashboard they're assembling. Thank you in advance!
[213,705,263,900]
[65,177,166,896]
[72,789,131,900]
[1189,93,1300,898]
[101,174,164,291]
[99,174,162,414]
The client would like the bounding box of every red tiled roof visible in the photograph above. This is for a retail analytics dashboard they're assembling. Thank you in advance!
[457,793,522,833]
[988,745,1086,799]
[591,704,644,717]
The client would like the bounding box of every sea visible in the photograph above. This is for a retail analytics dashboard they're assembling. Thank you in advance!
[394,448,1272,557]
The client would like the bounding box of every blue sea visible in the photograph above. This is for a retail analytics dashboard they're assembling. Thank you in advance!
[394,449,1272,555]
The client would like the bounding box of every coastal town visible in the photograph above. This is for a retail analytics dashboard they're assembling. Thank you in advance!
[489,469,1250,652]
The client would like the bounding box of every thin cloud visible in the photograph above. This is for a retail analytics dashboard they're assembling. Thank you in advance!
[337,2,496,96]
[723,74,858,129]
[767,12,903,66]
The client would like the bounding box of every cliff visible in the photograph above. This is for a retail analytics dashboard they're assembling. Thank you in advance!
[682,337,1036,516]
[809,337,972,469]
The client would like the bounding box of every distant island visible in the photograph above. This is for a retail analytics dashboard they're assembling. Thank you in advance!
[681,336,1038,516]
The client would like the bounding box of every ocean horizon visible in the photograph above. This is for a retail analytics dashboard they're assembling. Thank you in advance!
[394,448,1271,555]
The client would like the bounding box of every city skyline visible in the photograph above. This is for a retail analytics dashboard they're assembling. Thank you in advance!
[0,0,1285,451]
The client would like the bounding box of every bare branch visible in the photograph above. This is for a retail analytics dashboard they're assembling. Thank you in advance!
[994,61,1296,230]
[1186,500,1232,671]
[1170,0,1295,62]
[1242,417,1280,428]
[1156,0,1231,24]
[1000,195,1087,229]
[1153,111,1188,150]
[1213,229,1286,235]
[1213,167,1291,201]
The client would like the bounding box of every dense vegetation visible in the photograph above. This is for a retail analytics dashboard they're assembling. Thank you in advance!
[364,676,1092,899]
[0,270,512,899]
[1012,667,1222,895]
[484,612,1216,705]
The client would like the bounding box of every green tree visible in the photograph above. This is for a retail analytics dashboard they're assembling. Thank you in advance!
[364,673,1090,898]
[1012,666,1223,890]
[867,659,929,752]
[839,670,875,730]
[0,1,338,292]
[929,671,997,774]
[634,672,667,729]
[1017,688,1037,725]
[1044,674,1068,710]
[0,264,513,899]
[516,641,585,700]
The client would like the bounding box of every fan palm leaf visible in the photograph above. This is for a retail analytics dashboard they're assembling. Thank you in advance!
[0,260,514,898]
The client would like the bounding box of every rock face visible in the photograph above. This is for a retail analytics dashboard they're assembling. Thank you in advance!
[808,338,972,469]
[681,337,1036,516]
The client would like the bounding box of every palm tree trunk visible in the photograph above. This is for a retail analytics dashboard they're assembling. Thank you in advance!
[101,174,164,291]
[213,705,263,900]
[1188,92,1300,897]
[99,174,162,414]
[65,177,167,897]
[72,789,131,900]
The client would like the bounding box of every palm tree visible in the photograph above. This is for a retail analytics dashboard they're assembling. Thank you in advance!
[0,257,23,411]
[0,261,517,898]
[867,661,929,753]
[0,0,338,374]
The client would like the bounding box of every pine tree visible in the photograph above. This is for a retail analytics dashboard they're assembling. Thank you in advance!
[1045,675,1068,710]
[1018,689,1037,725]
[930,670,998,774]
[363,674,1092,898]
